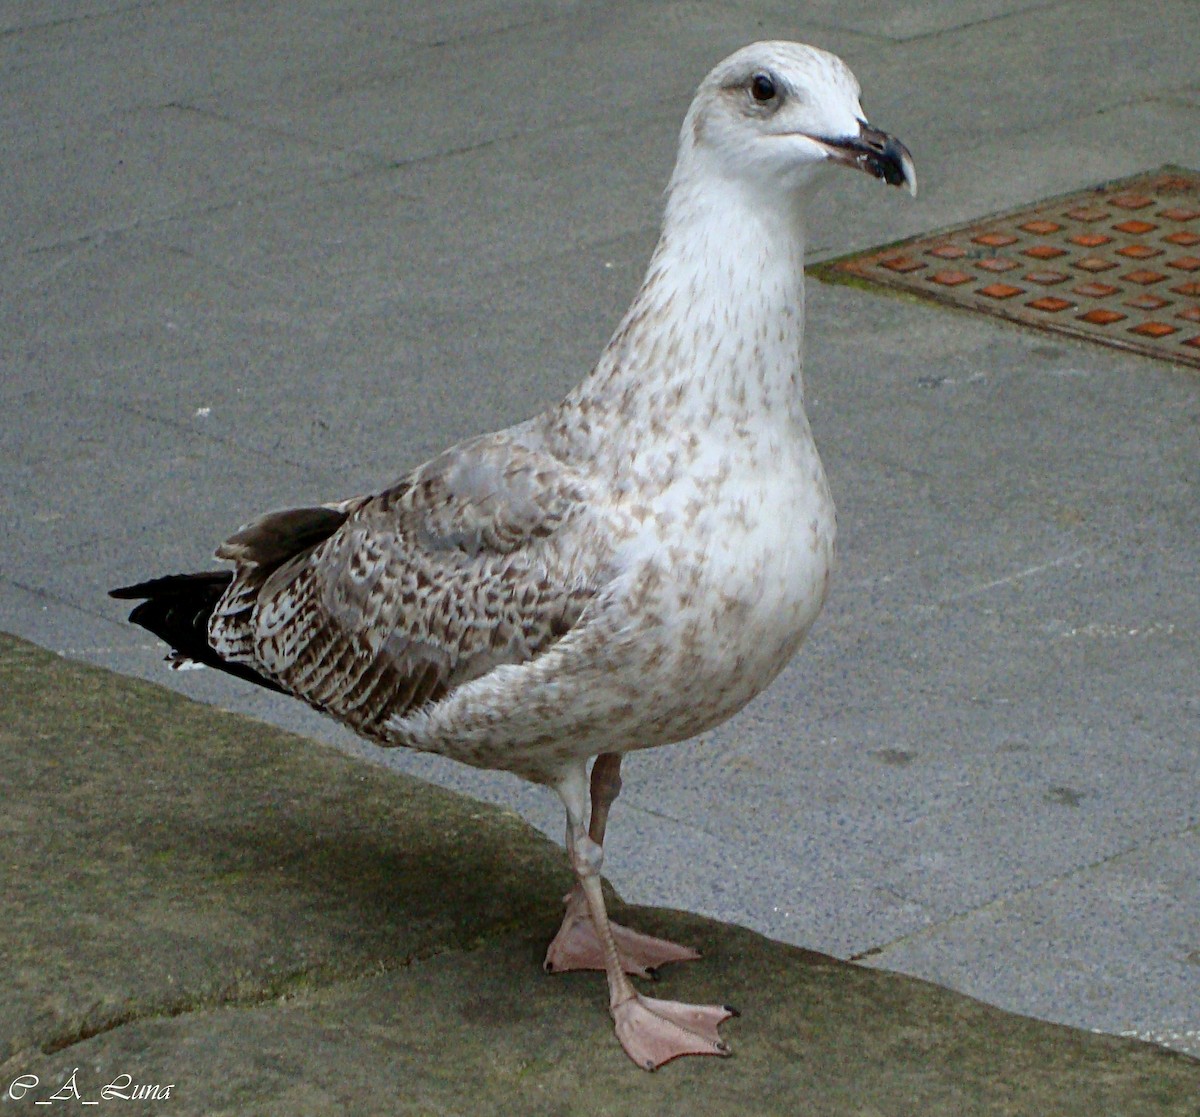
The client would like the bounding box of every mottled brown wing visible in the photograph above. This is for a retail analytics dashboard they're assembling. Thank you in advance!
[209,430,600,739]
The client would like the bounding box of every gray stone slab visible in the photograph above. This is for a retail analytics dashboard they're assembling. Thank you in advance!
[747,0,1060,41]
[866,826,1200,1057]
[12,925,1200,1116]
[185,8,692,168]
[0,1,144,33]
[0,218,651,482]
[1164,86,1200,110]
[0,4,407,138]
[2,104,375,258]
[0,631,567,1066]
[0,389,342,603]
[0,1,133,35]
[881,0,1200,146]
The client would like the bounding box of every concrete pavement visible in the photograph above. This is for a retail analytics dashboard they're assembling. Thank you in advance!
[2,0,1198,1073]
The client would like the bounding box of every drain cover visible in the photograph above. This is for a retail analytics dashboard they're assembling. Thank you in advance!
[818,166,1200,369]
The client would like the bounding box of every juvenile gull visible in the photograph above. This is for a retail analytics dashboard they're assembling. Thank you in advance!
[112,41,914,1070]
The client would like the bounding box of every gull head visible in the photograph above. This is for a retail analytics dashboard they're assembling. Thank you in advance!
[674,41,916,202]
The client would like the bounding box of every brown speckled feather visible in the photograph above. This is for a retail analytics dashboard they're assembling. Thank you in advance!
[208,427,602,741]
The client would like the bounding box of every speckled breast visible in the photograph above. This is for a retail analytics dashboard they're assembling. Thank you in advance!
[608,438,837,745]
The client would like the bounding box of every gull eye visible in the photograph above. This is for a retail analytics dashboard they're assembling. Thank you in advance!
[750,73,777,102]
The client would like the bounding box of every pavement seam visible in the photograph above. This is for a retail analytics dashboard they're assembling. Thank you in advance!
[0,105,637,268]
[0,575,130,628]
[99,393,318,474]
[16,933,517,1071]
[0,0,174,41]
[0,164,383,269]
[1150,91,1200,111]
[159,99,397,172]
[847,817,1200,963]
[879,0,1080,45]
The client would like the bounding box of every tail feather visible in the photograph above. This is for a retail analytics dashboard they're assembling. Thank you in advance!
[110,572,286,694]
[113,502,352,697]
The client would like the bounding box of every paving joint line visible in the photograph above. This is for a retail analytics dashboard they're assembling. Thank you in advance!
[1,941,478,1072]
[0,0,174,41]
[158,99,391,171]
[883,0,1076,45]
[2,577,127,628]
[847,818,1200,963]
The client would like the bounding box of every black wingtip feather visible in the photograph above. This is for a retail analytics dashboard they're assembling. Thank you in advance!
[110,571,233,600]
[110,569,286,695]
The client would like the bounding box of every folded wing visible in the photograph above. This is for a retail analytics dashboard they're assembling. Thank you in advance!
[209,430,601,739]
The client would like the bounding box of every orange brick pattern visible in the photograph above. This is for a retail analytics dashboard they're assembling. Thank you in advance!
[823,168,1200,369]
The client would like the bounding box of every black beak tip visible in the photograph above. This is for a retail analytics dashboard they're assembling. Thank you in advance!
[843,124,917,197]
[878,139,910,187]
[863,133,916,196]
[819,126,917,197]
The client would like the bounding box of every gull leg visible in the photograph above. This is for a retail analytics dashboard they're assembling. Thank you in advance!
[553,763,734,1071]
[544,753,701,977]
[588,751,623,845]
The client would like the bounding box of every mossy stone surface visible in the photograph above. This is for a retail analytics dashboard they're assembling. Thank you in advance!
[3,633,1197,1113]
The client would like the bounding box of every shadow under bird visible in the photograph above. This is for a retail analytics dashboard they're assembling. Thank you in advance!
[112,40,914,1070]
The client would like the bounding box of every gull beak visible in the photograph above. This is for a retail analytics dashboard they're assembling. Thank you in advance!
[815,122,917,197]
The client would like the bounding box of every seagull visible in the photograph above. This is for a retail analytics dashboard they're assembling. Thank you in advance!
[112,40,914,1070]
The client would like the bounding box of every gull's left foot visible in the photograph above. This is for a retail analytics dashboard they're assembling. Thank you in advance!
[612,993,736,1070]
[544,889,701,977]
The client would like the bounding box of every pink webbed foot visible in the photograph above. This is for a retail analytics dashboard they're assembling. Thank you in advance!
[543,889,701,978]
[613,993,737,1070]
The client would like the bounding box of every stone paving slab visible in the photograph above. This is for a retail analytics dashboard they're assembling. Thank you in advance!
[3,632,1198,1114]
[0,631,565,1068]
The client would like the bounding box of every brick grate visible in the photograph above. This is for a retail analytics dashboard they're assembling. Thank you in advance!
[817,167,1200,369]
